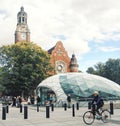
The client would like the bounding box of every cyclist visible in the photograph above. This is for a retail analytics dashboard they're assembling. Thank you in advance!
[91,91,104,119]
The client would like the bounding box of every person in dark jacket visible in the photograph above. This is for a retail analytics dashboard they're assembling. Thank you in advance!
[12,97,16,107]
[91,91,104,118]
[37,96,41,106]
[30,95,35,105]
[18,96,22,107]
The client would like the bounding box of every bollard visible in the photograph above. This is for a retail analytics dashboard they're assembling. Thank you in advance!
[76,102,79,110]
[6,105,9,113]
[72,104,75,117]
[24,105,28,119]
[110,101,114,115]
[64,103,67,111]
[46,105,50,118]
[2,106,6,120]
[88,102,91,109]
[37,104,39,112]
[20,104,22,113]
[51,104,54,111]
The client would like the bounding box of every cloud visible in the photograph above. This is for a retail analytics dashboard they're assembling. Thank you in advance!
[0,0,120,69]
[99,46,120,52]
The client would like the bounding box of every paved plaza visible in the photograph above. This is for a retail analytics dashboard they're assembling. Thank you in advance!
[0,104,120,126]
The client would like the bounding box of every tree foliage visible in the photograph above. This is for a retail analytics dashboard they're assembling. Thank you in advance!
[86,58,120,85]
[0,42,52,96]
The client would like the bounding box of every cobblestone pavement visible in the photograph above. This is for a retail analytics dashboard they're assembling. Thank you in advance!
[0,104,120,126]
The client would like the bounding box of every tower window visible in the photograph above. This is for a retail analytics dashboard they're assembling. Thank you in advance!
[22,17,24,22]
[19,17,21,23]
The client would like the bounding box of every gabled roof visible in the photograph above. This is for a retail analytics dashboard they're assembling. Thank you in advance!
[48,46,55,54]
[47,41,64,54]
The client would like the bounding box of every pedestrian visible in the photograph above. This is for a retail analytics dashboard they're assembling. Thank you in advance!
[67,94,71,108]
[16,96,19,107]
[30,95,35,105]
[27,96,31,105]
[12,97,16,107]
[18,96,22,107]
[49,94,53,105]
[37,96,41,106]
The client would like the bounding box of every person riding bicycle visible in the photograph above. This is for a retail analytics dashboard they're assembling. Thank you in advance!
[91,91,104,119]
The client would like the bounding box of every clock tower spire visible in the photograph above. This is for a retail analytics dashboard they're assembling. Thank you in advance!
[15,6,30,43]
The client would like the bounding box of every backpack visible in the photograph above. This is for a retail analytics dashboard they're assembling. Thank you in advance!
[100,98,104,106]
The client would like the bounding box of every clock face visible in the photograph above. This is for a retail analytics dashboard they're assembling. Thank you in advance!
[55,60,66,73]
[21,33,26,40]
[57,65,62,71]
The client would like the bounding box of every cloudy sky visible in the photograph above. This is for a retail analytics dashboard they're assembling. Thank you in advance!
[0,0,120,72]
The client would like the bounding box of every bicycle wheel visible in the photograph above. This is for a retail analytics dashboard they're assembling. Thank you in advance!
[101,109,111,123]
[83,111,95,125]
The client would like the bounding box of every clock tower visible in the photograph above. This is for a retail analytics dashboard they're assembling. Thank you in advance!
[15,6,30,43]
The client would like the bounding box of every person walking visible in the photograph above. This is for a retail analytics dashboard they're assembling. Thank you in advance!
[18,96,22,107]
[67,94,71,108]
[12,97,16,107]
[37,96,41,106]
[30,95,35,105]
[49,94,53,105]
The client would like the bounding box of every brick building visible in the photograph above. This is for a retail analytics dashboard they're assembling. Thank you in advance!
[15,7,79,74]
[48,41,79,74]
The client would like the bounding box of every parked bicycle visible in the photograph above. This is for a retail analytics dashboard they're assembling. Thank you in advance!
[83,105,111,125]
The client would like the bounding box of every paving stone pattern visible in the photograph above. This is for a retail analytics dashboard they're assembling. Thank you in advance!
[0,104,120,126]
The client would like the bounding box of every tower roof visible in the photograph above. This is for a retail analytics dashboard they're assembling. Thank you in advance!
[17,6,27,25]
[70,54,79,72]
[18,6,27,16]
[70,54,78,66]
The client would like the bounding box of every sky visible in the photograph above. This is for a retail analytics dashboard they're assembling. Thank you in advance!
[0,0,120,72]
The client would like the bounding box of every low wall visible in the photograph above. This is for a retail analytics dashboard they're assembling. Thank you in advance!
[103,101,120,109]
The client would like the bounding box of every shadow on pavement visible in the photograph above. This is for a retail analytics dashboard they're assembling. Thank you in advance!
[110,119,120,125]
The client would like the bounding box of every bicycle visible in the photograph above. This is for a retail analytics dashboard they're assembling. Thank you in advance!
[83,105,111,125]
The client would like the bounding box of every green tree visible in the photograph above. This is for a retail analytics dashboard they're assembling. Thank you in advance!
[0,42,52,96]
[94,62,105,76]
[104,59,120,84]
[86,58,120,85]
[86,67,95,74]
[0,67,6,94]
[86,62,105,76]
